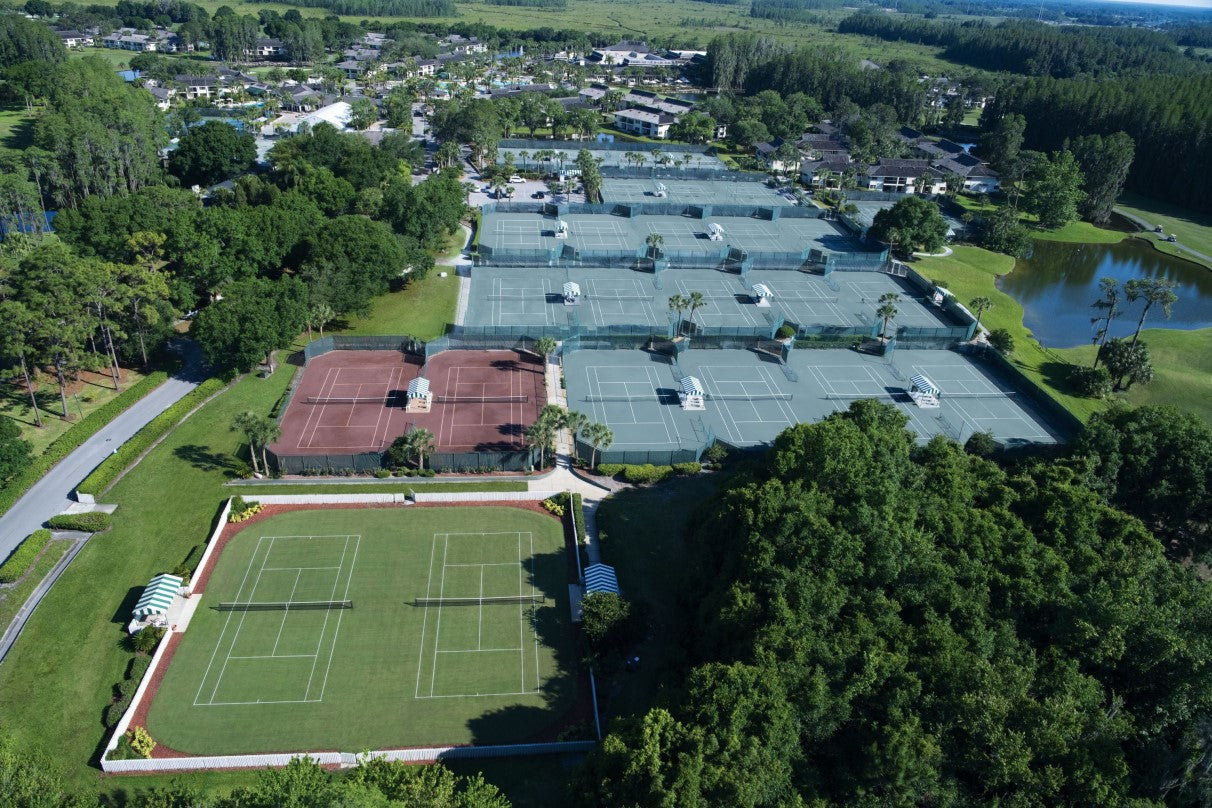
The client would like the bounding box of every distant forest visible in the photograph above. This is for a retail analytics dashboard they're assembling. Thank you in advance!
[247,0,455,16]
[838,14,1199,78]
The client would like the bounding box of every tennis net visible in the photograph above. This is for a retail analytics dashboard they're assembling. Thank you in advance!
[434,394,529,403]
[484,294,542,300]
[413,595,546,607]
[305,395,397,405]
[215,600,353,612]
[589,294,652,301]
[708,392,794,402]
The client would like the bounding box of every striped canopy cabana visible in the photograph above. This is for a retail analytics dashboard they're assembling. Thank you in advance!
[132,573,183,620]
[751,283,773,300]
[407,377,431,399]
[584,563,620,595]
[909,374,939,397]
[680,376,704,397]
[563,281,582,299]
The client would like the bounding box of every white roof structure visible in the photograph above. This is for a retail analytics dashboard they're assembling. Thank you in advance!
[407,377,431,398]
[680,376,704,396]
[909,374,939,396]
[133,573,183,620]
[563,281,582,298]
[299,101,352,132]
[751,283,773,299]
[707,222,724,240]
[557,219,569,232]
[584,563,620,595]
[656,182,667,192]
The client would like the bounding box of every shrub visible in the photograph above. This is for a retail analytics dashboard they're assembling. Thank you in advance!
[621,464,674,485]
[374,469,392,478]
[776,324,796,340]
[129,626,166,655]
[109,732,137,760]
[125,653,153,683]
[571,493,587,544]
[965,430,998,456]
[75,377,227,497]
[127,726,156,758]
[987,328,1014,353]
[541,496,566,517]
[673,461,702,475]
[228,501,263,523]
[417,468,436,477]
[0,528,52,584]
[703,441,729,466]
[596,463,624,477]
[46,511,111,532]
[1071,366,1112,398]
[0,371,170,516]
[104,688,134,729]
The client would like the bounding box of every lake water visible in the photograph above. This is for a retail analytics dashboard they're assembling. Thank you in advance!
[996,237,1212,348]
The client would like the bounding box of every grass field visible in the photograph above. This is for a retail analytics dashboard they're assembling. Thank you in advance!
[0,102,34,150]
[334,270,458,340]
[1117,192,1212,270]
[915,245,1212,425]
[147,506,576,754]
[2,367,152,455]
[0,539,72,631]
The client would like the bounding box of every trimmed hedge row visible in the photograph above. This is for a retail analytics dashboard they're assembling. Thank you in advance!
[0,372,169,518]
[47,511,111,532]
[76,377,227,497]
[0,528,52,584]
[571,493,586,545]
[596,462,702,484]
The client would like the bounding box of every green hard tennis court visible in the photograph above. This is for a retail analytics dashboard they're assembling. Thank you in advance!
[145,507,578,755]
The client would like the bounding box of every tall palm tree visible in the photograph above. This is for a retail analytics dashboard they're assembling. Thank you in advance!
[668,294,689,335]
[405,427,436,470]
[1091,277,1122,369]
[489,176,507,199]
[231,411,262,475]
[534,336,558,364]
[645,232,664,261]
[1124,278,1179,347]
[876,292,900,340]
[524,416,557,469]
[564,409,590,448]
[518,150,530,170]
[686,291,705,329]
[254,417,282,476]
[583,422,613,469]
[969,296,993,332]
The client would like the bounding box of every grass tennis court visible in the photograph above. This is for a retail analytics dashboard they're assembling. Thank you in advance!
[146,506,577,754]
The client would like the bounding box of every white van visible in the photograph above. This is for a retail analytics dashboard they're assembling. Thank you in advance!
[509,175,523,183]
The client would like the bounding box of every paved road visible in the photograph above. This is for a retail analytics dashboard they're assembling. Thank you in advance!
[1113,207,1212,267]
[0,341,208,561]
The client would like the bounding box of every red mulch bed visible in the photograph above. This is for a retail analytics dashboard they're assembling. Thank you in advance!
[124,499,589,766]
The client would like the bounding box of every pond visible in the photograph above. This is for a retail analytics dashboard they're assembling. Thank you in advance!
[997,237,1212,348]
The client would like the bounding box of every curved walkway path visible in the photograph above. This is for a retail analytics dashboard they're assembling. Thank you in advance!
[1113,207,1212,268]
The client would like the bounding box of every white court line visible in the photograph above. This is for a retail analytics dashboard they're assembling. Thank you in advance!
[299,367,339,450]
[194,536,265,706]
[446,561,518,567]
[429,534,450,697]
[201,698,322,706]
[414,533,440,699]
[414,690,539,700]
[517,532,524,693]
[530,531,539,690]
[228,653,317,660]
[205,535,276,705]
[270,569,302,656]
[315,535,359,702]
[370,365,402,449]
[263,566,341,571]
[437,647,524,654]
[303,535,353,702]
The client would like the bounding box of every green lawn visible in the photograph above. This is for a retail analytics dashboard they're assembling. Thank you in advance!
[70,47,132,68]
[229,481,528,495]
[914,245,1212,425]
[2,367,152,455]
[334,270,458,340]
[0,363,295,792]
[595,475,719,721]
[951,195,1131,245]
[148,506,576,754]
[0,539,72,631]
[1116,192,1212,270]
[0,103,34,150]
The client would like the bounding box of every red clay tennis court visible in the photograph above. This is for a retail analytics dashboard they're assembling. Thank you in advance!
[271,349,545,458]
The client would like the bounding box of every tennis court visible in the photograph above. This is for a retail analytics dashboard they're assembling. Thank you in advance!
[146,506,578,754]
[601,178,793,207]
[498,143,727,171]
[563,347,1060,456]
[272,350,545,459]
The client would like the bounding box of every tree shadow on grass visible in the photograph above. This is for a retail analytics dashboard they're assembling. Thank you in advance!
[173,444,237,475]
[1039,361,1087,398]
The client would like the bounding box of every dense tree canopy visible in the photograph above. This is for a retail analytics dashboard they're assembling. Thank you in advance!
[168,122,258,188]
[190,276,308,373]
[867,195,948,254]
[0,15,67,68]
[576,401,1212,806]
[298,216,416,316]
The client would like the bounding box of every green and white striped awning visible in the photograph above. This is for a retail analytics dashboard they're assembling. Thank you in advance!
[133,573,183,619]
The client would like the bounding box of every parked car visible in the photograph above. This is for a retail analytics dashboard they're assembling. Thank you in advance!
[532,191,546,199]
[509,175,523,183]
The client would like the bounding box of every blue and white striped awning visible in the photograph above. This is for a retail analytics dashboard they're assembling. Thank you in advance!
[133,573,182,619]
[563,281,581,298]
[408,377,430,398]
[680,376,704,396]
[584,563,620,595]
[751,283,773,298]
[909,374,939,396]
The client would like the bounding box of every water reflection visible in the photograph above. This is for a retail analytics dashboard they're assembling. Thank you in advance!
[997,238,1212,347]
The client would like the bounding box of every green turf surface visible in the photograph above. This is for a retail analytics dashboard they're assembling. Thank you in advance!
[146,506,577,754]
[334,269,458,341]
[1116,192,1212,270]
[0,103,34,150]
[0,539,72,631]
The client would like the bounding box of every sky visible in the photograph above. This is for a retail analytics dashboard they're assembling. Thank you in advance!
[1102,0,1212,7]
